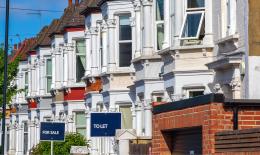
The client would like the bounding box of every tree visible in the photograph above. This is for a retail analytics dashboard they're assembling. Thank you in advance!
[30,133,89,155]
[0,48,20,107]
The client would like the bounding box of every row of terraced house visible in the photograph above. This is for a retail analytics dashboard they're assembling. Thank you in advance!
[4,0,260,154]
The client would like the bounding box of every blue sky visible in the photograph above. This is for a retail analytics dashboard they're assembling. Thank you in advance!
[0,0,68,48]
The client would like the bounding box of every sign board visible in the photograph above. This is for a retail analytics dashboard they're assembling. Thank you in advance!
[70,146,89,154]
[40,122,65,141]
[91,112,121,137]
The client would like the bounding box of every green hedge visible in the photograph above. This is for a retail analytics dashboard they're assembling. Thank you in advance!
[31,133,89,155]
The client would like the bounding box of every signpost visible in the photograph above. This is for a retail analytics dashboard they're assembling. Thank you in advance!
[40,122,65,155]
[90,112,121,137]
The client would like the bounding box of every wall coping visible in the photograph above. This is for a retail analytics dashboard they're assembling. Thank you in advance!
[153,93,224,114]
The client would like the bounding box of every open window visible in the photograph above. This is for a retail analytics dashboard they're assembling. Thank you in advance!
[180,0,205,40]
[75,39,86,82]
[155,0,164,50]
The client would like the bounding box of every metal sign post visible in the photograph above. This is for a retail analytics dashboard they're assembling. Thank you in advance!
[51,141,53,155]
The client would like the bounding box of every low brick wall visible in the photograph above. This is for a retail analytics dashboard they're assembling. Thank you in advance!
[152,94,260,155]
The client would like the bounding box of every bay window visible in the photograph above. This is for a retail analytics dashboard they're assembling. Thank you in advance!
[156,0,164,50]
[180,0,205,40]
[75,40,86,82]
[119,15,132,67]
[46,58,52,93]
[75,112,86,137]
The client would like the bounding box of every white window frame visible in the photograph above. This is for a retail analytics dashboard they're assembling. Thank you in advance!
[74,111,86,136]
[24,71,29,97]
[154,0,164,50]
[186,88,205,98]
[186,0,205,10]
[75,39,86,83]
[45,57,52,94]
[117,14,132,68]
[179,11,205,40]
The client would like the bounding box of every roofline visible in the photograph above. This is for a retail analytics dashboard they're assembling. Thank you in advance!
[80,7,101,16]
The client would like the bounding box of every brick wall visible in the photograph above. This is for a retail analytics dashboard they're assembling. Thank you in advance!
[152,102,260,155]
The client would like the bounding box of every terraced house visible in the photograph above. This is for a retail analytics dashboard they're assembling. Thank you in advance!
[6,0,260,155]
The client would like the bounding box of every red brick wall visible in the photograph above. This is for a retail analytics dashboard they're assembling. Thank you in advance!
[152,103,260,155]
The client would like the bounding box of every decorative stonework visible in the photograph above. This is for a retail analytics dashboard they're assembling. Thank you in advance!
[89,27,99,35]
[133,0,141,11]
[106,19,116,28]
[230,78,241,91]
[130,17,136,27]
[214,83,223,93]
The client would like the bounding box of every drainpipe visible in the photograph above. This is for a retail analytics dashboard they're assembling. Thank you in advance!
[233,106,239,130]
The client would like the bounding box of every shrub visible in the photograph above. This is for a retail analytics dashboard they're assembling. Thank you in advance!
[31,133,88,155]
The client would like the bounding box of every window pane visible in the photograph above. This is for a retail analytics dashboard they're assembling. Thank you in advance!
[157,23,164,50]
[76,56,86,82]
[47,77,52,92]
[76,128,86,137]
[187,0,205,8]
[189,91,204,98]
[76,40,86,54]
[181,13,203,38]
[119,43,132,67]
[76,112,86,126]
[119,106,132,129]
[119,15,132,40]
[156,0,164,21]
[25,72,28,84]
[46,59,52,76]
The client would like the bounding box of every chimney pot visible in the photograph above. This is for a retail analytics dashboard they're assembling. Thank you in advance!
[75,0,79,5]
[68,0,72,6]
[14,44,17,50]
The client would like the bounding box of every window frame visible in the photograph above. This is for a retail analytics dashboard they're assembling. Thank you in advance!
[186,88,205,98]
[118,104,133,129]
[74,111,86,136]
[75,39,86,83]
[186,0,205,11]
[155,0,165,50]
[45,57,52,94]
[179,11,205,40]
[24,71,29,97]
[117,14,132,68]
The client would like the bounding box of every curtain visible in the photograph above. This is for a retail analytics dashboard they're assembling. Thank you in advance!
[120,106,133,129]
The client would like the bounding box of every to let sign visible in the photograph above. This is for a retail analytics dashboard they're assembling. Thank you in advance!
[91,112,121,137]
[40,122,65,141]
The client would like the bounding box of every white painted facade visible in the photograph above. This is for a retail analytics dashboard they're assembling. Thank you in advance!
[8,0,260,154]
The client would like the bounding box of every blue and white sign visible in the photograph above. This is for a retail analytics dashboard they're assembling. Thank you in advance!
[91,112,121,137]
[40,122,65,141]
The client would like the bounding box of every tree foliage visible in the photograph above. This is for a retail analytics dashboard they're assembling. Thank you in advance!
[31,133,89,155]
[0,48,20,106]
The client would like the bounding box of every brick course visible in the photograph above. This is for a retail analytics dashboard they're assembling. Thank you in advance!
[152,102,260,155]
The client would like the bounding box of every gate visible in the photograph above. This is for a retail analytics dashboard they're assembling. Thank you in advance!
[129,143,151,155]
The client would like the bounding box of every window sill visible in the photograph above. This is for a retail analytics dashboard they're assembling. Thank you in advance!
[170,44,214,51]
[215,34,239,45]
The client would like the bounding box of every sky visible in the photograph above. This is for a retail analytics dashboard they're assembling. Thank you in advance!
[0,0,68,48]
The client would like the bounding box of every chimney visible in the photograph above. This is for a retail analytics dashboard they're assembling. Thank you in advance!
[75,0,79,5]
[14,44,17,50]
[18,43,22,49]
[68,0,72,6]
